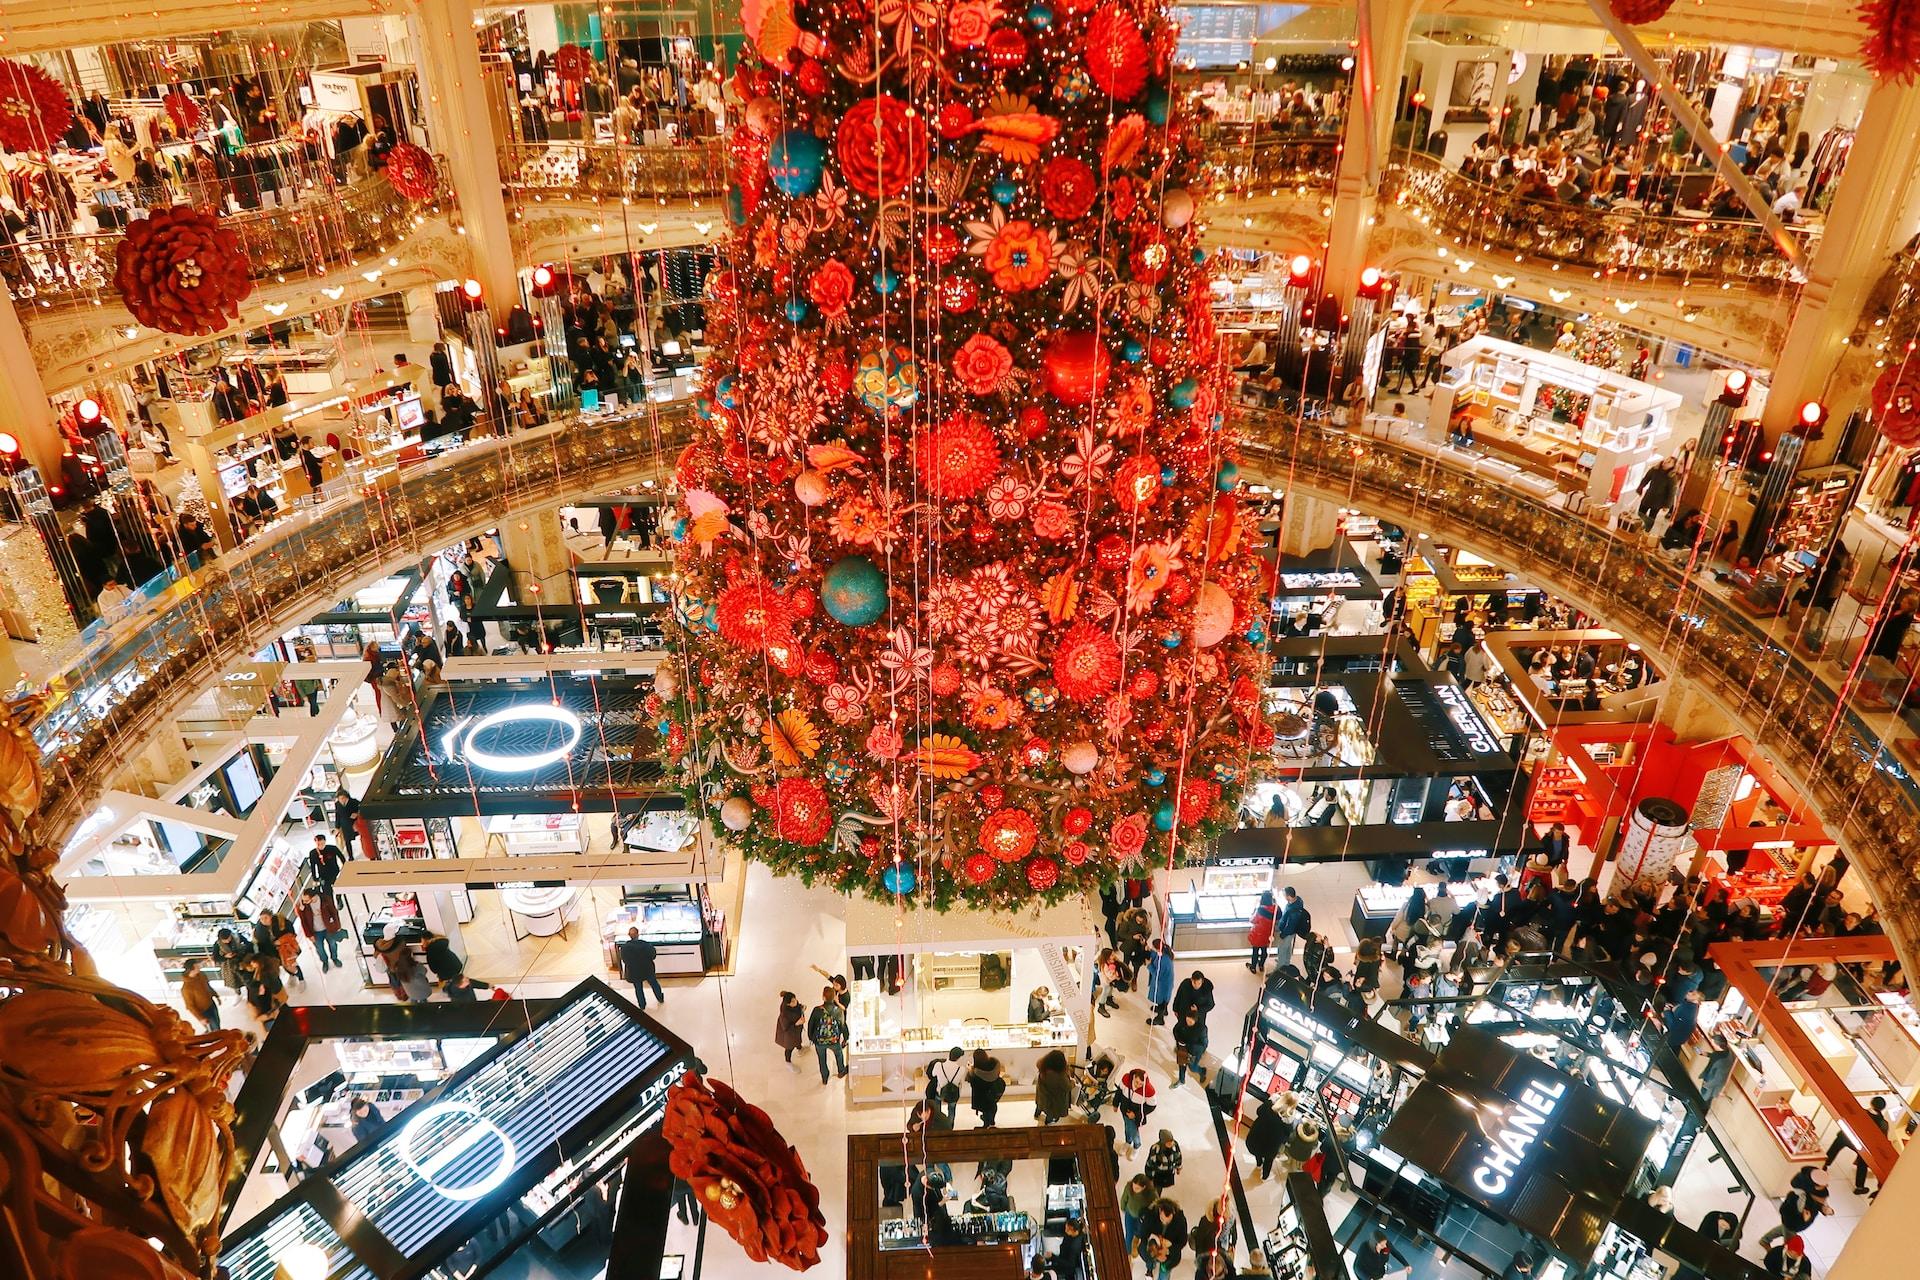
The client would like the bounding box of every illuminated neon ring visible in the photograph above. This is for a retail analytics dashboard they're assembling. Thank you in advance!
[395,1101,519,1201]
[454,705,585,772]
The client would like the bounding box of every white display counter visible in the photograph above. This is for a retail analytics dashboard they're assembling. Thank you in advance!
[502,884,581,938]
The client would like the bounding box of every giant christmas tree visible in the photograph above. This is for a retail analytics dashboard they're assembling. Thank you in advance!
[657,0,1276,908]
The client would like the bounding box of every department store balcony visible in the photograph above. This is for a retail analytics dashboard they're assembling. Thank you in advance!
[14,399,1920,976]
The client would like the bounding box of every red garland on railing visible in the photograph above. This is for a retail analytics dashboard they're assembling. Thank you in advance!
[0,60,73,153]
[1609,0,1676,22]
[663,1071,827,1270]
[1861,0,1920,79]
[112,206,254,336]
[384,143,438,201]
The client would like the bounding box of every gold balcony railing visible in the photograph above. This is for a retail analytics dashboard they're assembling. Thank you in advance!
[15,399,1920,967]
[500,139,728,204]
[1201,133,1341,192]
[0,168,453,316]
[1382,153,1809,286]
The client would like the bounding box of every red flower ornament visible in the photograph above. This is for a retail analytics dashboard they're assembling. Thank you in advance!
[1041,156,1099,220]
[1053,622,1121,702]
[1609,0,1675,22]
[953,333,1014,396]
[664,1072,829,1270]
[772,777,833,846]
[112,206,253,336]
[915,411,1002,499]
[836,94,928,197]
[1083,5,1149,101]
[553,44,596,80]
[0,60,73,153]
[384,142,438,201]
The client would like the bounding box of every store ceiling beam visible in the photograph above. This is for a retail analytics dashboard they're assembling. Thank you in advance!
[1707,936,1903,1182]
[1582,0,1810,273]
[0,1,410,53]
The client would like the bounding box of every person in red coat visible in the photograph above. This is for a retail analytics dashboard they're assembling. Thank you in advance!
[1247,889,1278,972]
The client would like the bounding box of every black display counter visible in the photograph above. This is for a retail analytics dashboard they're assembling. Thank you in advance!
[220,978,696,1280]
[1273,540,1387,600]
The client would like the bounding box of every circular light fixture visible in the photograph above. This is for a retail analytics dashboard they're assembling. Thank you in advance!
[454,704,584,772]
[531,264,554,290]
[1799,399,1824,426]
[76,398,102,423]
[461,278,484,301]
[1724,369,1749,394]
[1288,254,1313,281]
[0,432,19,456]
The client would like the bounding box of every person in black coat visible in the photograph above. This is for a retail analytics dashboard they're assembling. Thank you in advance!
[618,926,664,1008]
[332,788,361,859]
[1170,971,1214,1029]
[429,342,454,391]
[1245,1096,1290,1179]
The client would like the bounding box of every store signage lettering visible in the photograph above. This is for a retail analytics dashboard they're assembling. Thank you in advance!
[636,1060,688,1132]
[1433,685,1499,756]
[1262,997,1337,1046]
[396,1101,518,1202]
[1470,1078,1567,1197]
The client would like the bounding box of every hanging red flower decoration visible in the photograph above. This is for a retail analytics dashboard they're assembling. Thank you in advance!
[717,578,791,649]
[772,777,833,846]
[1053,623,1122,702]
[0,60,73,153]
[664,1072,828,1271]
[112,206,253,336]
[1861,0,1920,79]
[1874,364,1920,447]
[1041,156,1099,220]
[1083,5,1149,100]
[835,94,928,197]
[552,43,596,81]
[1062,840,1091,865]
[953,333,1014,396]
[1025,856,1060,890]
[1063,806,1093,836]
[981,807,1040,861]
[963,852,1000,884]
[161,89,201,136]
[384,143,438,201]
[915,411,1002,499]
[1608,0,1675,22]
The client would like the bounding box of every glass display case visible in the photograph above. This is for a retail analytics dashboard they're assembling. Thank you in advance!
[1166,857,1277,956]
[600,885,720,975]
[502,883,582,939]
[1350,877,1492,938]
[484,813,589,855]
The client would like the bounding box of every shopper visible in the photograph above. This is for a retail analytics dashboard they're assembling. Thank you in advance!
[443,974,496,1001]
[1052,1216,1088,1280]
[180,957,221,1032]
[296,888,343,972]
[421,932,464,988]
[1120,1172,1157,1253]
[1663,989,1703,1053]
[1171,1010,1209,1086]
[348,1097,385,1147]
[774,991,805,1069]
[257,907,304,982]
[618,926,665,1009]
[1759,1168,1833,1249]
[1353,1231,1400,1280]
[927,1045,966,1123]
[213,927,252,993]
[1144,938,1176,1025]
[333,787,361,859]
[1142,1196,1188,1271]
[1144,1129,1182,1190]
[1246,889,1278,971]
[1762,1236,1813,1280]
[243,955,284,1021]
[967,1050,1006,1127]
[1095,946,1128,1017]
[1284,1117,1321,1175]
[307,833,344,893]
[1034,1049,1073,1123]
[1823,1095,1890,1194]
[1274,886,1310,969]
[806,987,849,1082]
[1245,1096,1290,1181]
[1116,1067,1158,1153]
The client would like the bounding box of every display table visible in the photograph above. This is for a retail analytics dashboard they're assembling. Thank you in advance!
[1349,878,1493,938]
[503,884,581,938]
[600,899,711,976]
[484,813,589,855]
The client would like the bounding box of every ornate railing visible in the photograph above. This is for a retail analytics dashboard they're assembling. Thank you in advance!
[1202,133,1340,192]
[0,169,452,315]
[1382,153,1808,286]
[14,402,1919,966]
[500,140,728,204]
[1238,411,1920,964]
[18,404,691,843]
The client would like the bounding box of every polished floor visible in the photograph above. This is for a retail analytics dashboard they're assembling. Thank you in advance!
[202,852,1878,1277]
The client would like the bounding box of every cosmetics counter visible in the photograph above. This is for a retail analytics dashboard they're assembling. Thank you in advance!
[1165,857,1277,957]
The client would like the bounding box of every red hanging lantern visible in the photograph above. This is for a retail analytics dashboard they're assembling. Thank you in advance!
[161,89,201,136]
[552,43,596,81]
[112,206,254,336]
[0,60,73,153]
[1861,0,1920,80]
[384,143,439,201]
[1608,0,1674,21]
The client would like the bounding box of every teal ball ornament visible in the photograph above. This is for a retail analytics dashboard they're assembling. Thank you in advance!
[767,130,826,197]
[1217,461,1240,491]
[882,862,916,894]
[1154,803,1176,832]
[1122,339,1145,363]
[822,555,890,626]
[1028,2,1054,26]
[1143,85,1171,125]
[873,268,901,295]
[725,185,752,226]
[785,298,811,323]
[714,374,739,409]
[991,176,1019,205]
[1145,767,1166,786]
[1169,378,1198,409]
